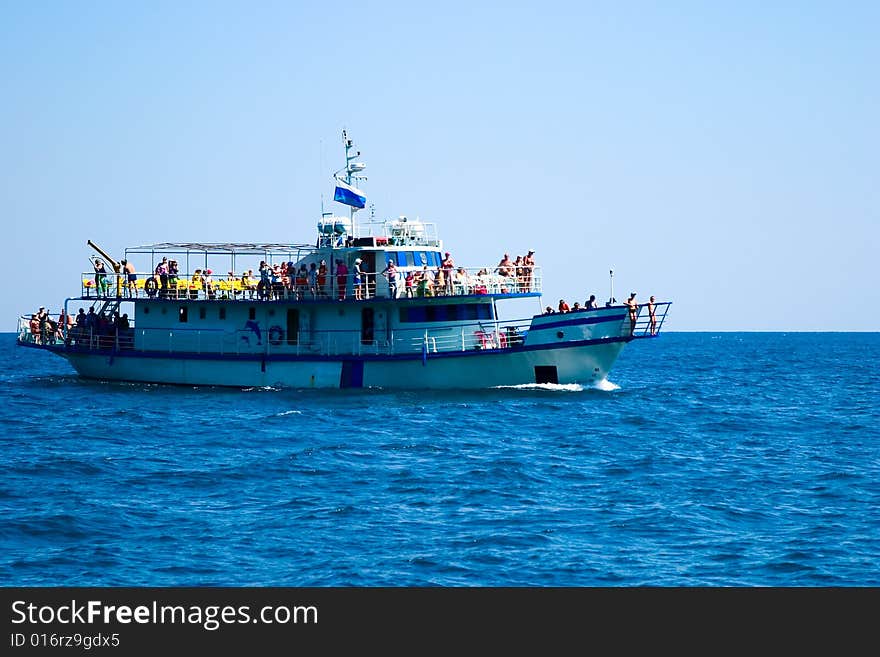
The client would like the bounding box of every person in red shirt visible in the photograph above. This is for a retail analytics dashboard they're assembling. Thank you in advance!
[335,259,349,300]
[558,299,571,313]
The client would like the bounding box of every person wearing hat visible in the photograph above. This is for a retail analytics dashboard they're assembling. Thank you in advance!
[167,259,179,298]
[317,259,328,298]
[523,249,536,292]
[154,257,168,298]
[352,258,364,300]
[203,269,216,299]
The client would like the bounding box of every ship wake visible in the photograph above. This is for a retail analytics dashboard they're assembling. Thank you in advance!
[493,378,619,392]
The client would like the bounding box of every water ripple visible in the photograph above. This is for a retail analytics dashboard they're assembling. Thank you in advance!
[2,332,879,585]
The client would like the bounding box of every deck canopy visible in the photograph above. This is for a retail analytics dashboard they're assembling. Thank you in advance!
[123,242,320,273]
[124,242,317,257]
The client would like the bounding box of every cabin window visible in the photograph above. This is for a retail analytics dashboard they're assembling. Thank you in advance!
[396,252,408,267]
[418,252,427,266]
[405,252,415,267]
[426,305,450,322]
[143,307,149,314]
[248,307,256,320]
[199,307,206,320]
[398,304,492,323]
[219,307,226,320]
[399,307,425,323]
[179,307,188,323]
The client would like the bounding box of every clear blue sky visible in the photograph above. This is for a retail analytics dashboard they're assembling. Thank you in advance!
[3,1,877,330]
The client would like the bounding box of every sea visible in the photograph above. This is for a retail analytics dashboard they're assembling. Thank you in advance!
[1,332,878,587]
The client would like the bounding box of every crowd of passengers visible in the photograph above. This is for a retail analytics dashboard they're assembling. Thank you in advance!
[27,306,132,347]
[546,292,660,336]
[89,249,539,301]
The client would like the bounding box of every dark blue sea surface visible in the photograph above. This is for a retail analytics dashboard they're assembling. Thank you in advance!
[2,333,878,586]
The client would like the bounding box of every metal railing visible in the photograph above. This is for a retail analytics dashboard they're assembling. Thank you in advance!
[78,266,543,301]
[18,315,535,357]
[18,300,669,356]
[629,301,672,337]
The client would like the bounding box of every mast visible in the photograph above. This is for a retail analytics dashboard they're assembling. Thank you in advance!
[341,129,366,236]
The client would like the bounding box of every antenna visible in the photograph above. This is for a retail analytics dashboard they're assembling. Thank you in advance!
[609,268,615,306]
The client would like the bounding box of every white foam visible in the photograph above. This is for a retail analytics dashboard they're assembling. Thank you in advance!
[592,378,620,391]
[493,383,586,392]
[275,409,303,417]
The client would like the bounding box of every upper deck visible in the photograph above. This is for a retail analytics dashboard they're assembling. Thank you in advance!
[80,235,542,303]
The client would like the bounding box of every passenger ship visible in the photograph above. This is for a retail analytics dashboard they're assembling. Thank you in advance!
[16,131,670,389]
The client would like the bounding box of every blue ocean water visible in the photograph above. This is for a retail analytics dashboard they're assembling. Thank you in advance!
[1,332,878,586]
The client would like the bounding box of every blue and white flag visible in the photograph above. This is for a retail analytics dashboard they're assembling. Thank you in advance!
[333,179,366,209]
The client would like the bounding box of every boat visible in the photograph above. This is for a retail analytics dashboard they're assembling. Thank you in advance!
[16,130,670,389]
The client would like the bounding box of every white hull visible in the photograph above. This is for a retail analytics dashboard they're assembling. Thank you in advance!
[61,340,628,389]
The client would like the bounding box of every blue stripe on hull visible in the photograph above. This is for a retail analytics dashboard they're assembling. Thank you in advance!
[530,313,627,331]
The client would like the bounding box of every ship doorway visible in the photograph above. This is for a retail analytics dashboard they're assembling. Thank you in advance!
[534,366,558,384]
[286,308,299,345]
[373,308,388,346]
[361,307,374,345]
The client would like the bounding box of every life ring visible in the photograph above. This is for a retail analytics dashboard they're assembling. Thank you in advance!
[144,276,159,297]
[268,325,284,346]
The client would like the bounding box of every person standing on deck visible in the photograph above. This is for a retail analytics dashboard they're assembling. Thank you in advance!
[93,258,109,297]
[154,257,169,298]
[648,295,658,335]
[317,259,328,298]
[441,252,455,295]
[308,262,318,299]
[335,259,348,300]
[121,259,138,298]
[523,249,536,291]
[352,258,364,300]
[382,259,398,298]
[625,292,638,335]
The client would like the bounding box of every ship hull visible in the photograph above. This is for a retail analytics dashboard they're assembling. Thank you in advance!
[55,339,629,389]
